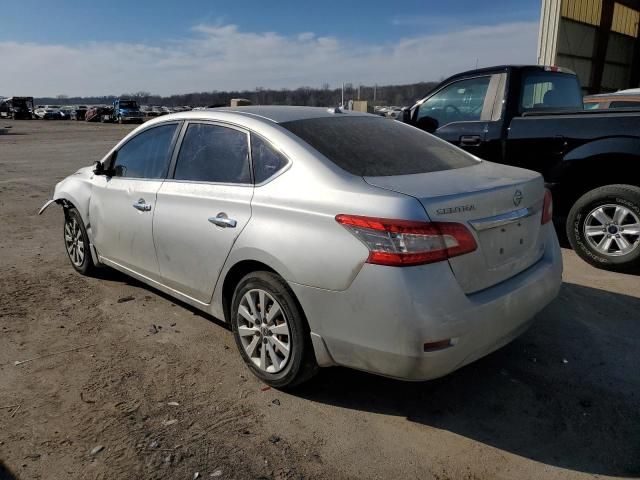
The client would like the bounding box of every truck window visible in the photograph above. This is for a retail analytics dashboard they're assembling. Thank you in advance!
[521,72,582,111]
[417,76,491,128]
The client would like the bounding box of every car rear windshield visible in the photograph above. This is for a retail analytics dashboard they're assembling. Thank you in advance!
[280,116,478,176]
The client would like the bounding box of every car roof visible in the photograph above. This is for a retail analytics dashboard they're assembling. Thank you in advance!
[210,105,371,124]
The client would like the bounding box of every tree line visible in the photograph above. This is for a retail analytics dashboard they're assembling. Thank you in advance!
[35,81,439,108]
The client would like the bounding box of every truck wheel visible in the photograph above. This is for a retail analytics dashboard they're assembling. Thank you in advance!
[567,185,640,272]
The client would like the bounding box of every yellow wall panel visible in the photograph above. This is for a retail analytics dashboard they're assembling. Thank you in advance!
[561,0,602,26]
[612,2,639,37]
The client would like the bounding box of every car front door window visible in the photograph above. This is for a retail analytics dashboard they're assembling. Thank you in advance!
[89,123,178,279]
[112,124,177,179]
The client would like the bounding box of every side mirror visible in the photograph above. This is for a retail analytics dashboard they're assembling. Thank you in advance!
[94,160,115,176]
[93,161,106,175]
[399,107,411,123]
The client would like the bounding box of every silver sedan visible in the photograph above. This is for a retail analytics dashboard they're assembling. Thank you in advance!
[40,107,562,388]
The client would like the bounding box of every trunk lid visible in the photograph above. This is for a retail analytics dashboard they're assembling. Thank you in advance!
[364,161,547,294]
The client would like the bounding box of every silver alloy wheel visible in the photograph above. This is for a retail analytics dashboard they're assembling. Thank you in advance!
[584,203,640,256]
[237,289,291,373]
[64,217,85,267]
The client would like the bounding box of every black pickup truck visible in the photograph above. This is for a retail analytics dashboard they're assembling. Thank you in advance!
[403,65,640,271]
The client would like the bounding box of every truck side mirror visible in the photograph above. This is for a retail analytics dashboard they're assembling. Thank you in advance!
[416,116,439,133]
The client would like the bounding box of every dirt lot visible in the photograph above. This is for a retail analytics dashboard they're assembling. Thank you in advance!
[1,120,639,480]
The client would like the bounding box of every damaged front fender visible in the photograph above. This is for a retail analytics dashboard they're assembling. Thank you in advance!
[38,199,58,215]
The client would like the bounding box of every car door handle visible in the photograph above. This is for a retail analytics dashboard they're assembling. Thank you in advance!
[208,213,237,228]
[460,135,482,146]
[132,198,152,212]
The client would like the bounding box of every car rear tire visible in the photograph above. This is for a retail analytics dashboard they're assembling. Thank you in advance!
[567,184,640,272]
[63,207,95,276]
[231,271,318,389]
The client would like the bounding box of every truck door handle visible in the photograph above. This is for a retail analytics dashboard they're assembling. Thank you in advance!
[132,198,152,212]
[208,213,237,228]
[460,135,482,146]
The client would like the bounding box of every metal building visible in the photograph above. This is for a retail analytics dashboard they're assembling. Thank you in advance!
[537,0,640,93]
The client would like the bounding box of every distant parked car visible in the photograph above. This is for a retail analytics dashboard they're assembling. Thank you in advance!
[0,96,34,119]
[153,106,170,116]
[39,106,562,388]
[59,106,76,120]
[71,105,88,121]
[34,105,62,120]
[85,106,113,123]
[584,89,640,110]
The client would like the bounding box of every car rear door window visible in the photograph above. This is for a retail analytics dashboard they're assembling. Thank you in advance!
[112,123,178,178]
[251,134,288,183]
[281,116,478,177]
[174,123,251,184]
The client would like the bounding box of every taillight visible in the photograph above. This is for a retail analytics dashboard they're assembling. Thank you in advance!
[335,214,477,267]
[541,188,553,225]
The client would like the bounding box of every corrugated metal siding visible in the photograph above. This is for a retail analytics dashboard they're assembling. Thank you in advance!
[611,2,639,37]
[561,0,602,26]
[538,0,562,65]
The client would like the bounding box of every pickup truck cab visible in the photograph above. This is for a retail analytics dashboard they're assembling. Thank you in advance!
[404,65,640,272]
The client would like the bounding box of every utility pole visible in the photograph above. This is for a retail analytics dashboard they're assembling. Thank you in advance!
[341,82,345,107]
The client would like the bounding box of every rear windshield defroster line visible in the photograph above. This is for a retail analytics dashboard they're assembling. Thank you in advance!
[280,116,478,177]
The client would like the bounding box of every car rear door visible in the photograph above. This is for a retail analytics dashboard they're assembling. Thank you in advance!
[153,121,253,304]
[414,73,505,162]
[89,122,180,279]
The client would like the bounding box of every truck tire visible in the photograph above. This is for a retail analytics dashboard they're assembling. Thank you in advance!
[567,184,640,272]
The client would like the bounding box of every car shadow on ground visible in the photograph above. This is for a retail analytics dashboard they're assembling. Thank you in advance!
[91,267,230,331]
[294,282,640,477]
[0,461,18,480]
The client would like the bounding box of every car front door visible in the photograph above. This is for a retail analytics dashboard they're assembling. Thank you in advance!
[153,122,254,303]
[89,122,180,279]
[414,74,505,162]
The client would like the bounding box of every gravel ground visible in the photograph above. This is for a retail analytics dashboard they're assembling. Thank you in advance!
[1,120,639,480]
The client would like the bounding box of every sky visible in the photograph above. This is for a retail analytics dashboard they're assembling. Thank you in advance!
[0,0,541,97]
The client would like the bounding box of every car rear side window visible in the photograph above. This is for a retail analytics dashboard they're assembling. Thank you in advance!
[173,123,251,184]
[251,133,288,183]
[280,116,477,177]
[112,123,178,179]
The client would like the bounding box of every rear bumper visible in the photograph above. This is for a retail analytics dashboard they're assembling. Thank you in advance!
[290,224,563,381]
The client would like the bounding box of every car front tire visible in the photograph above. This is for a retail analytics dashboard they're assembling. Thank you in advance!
[231,271,318,389]
[567,184,640,272]
[63,207,95,276]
